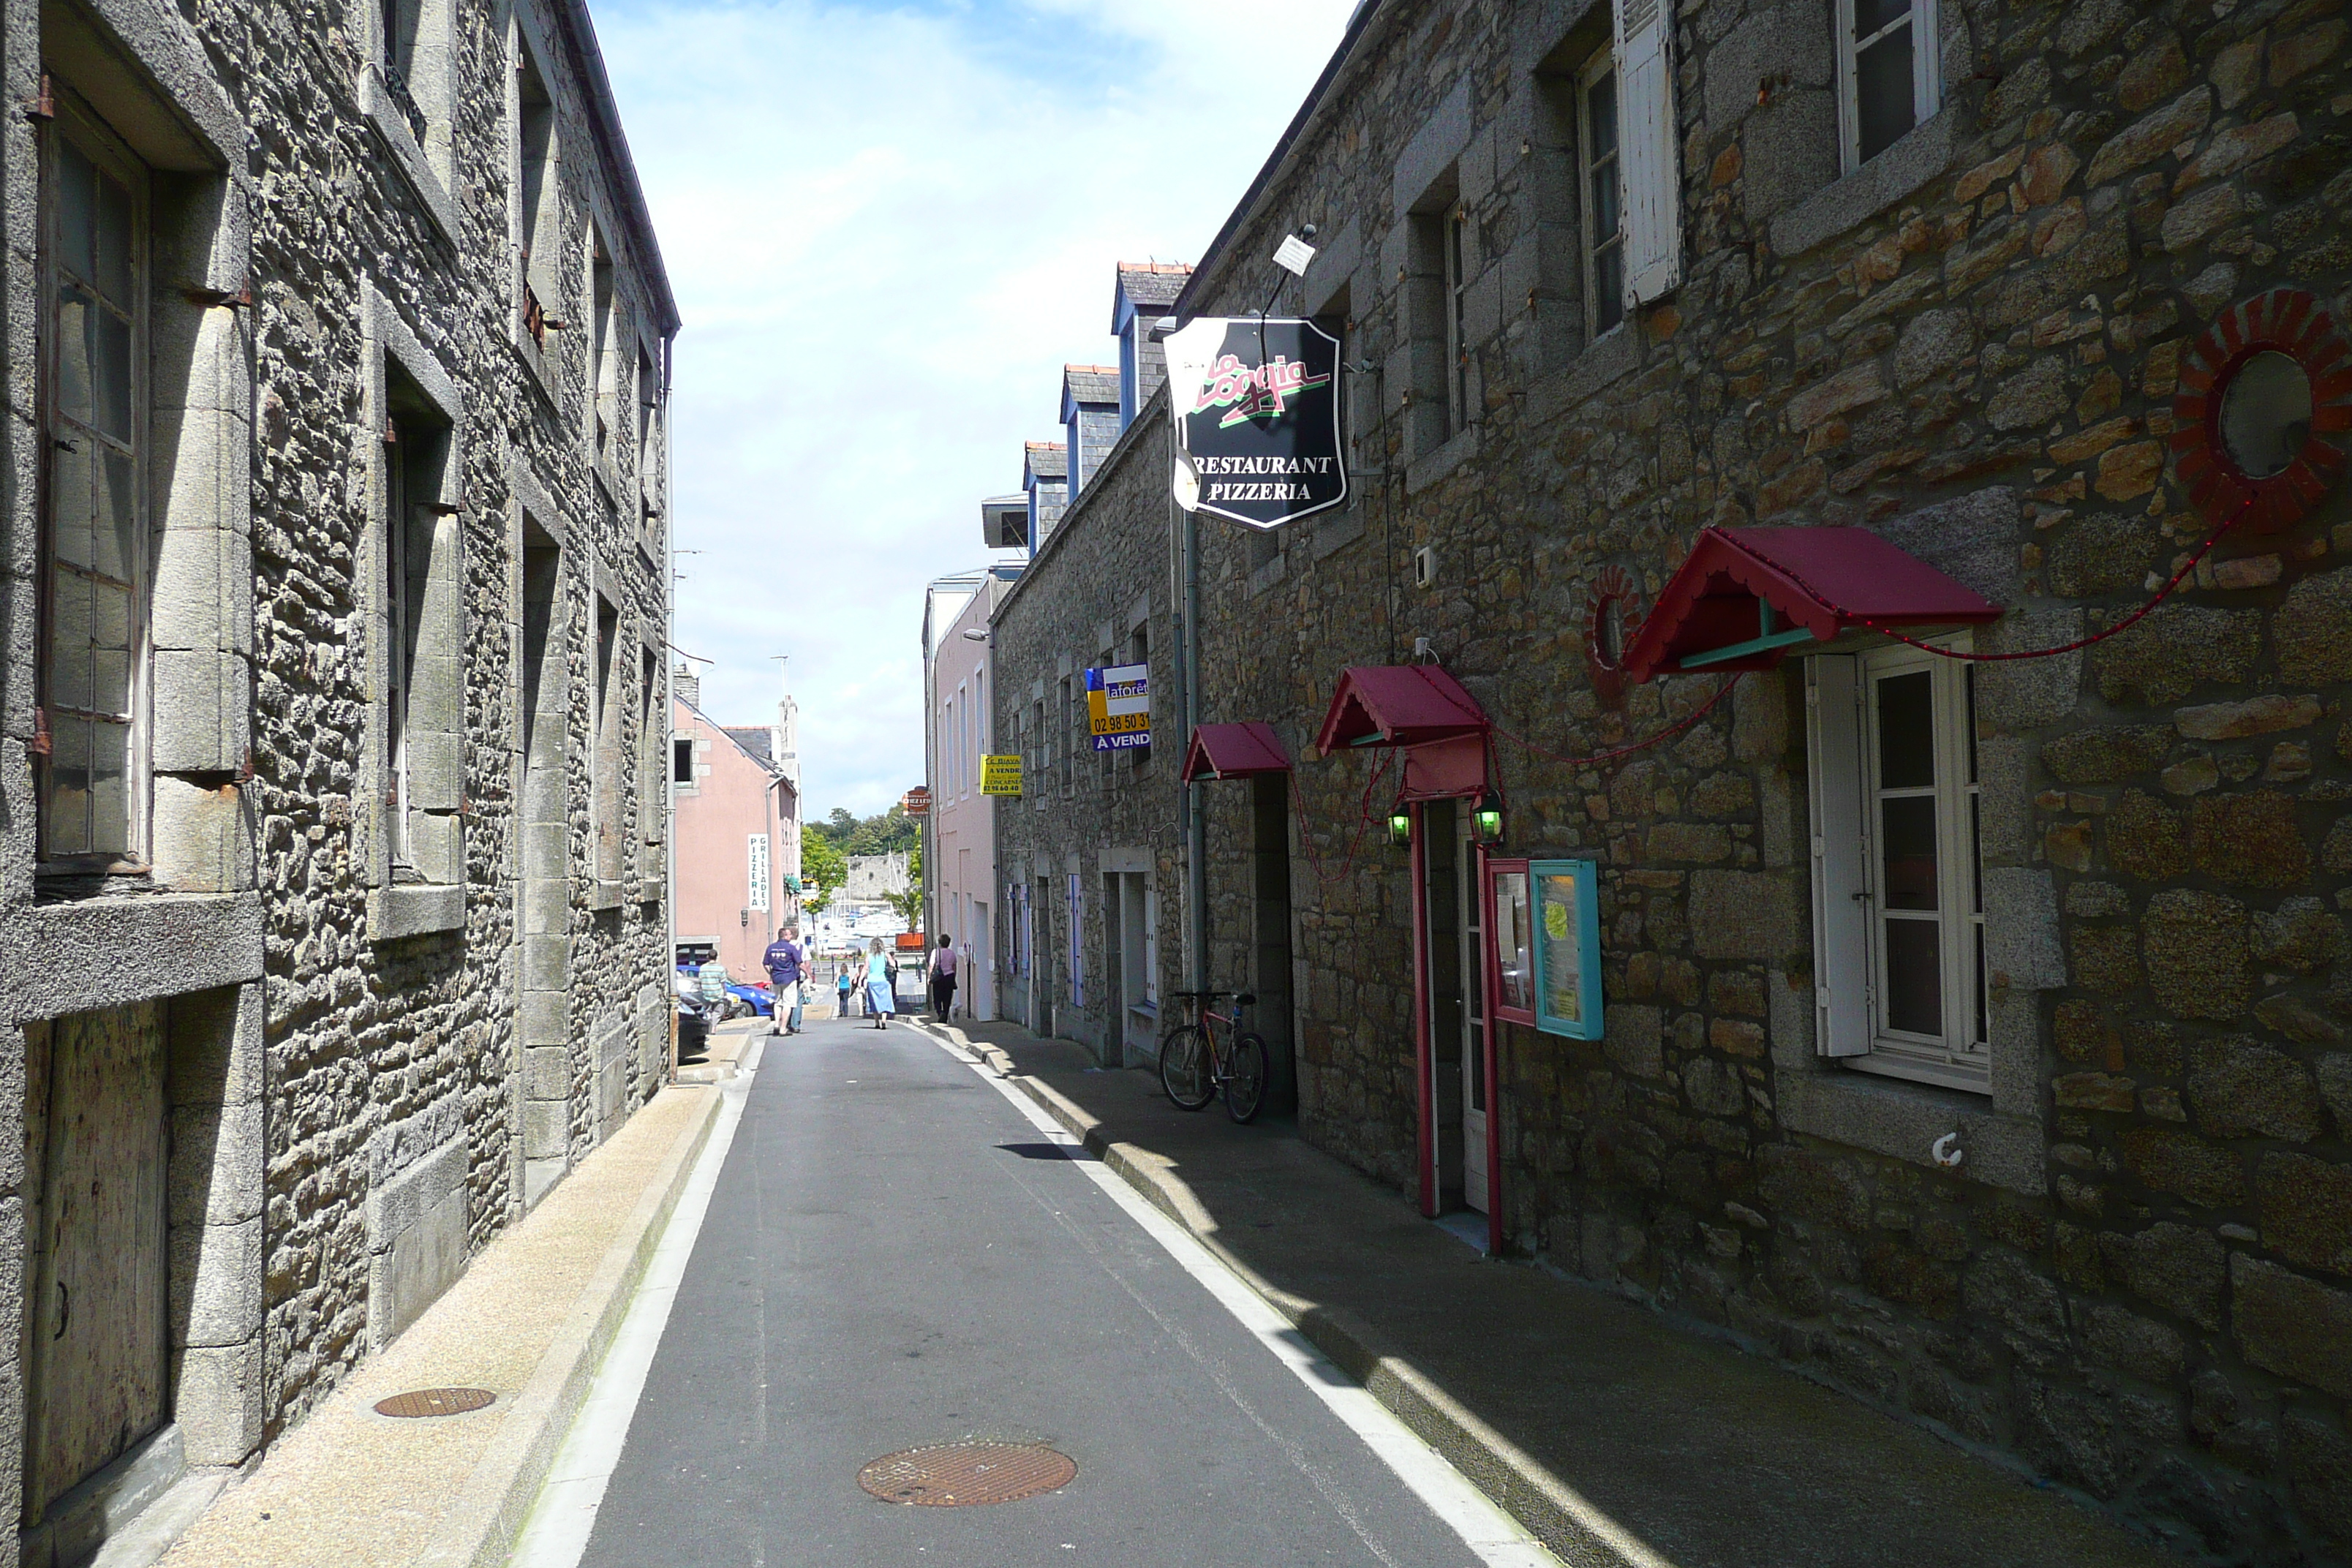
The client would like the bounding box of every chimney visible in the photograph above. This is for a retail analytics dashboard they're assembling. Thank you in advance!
[674,661,701,709]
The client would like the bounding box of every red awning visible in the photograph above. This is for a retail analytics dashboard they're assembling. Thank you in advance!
[1621,526,2001,684]
[1313,665,1488,753]
[1182,722,1292,783]
[1313,665,1490,802]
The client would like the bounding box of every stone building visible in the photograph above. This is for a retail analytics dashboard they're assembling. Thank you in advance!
[0,0,676,1551]
[1134,0,2352,1558]
[990,297,1186,1060]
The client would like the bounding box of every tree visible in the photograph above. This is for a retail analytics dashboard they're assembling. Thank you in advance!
[802,831,848,892]
[884,844,924,932]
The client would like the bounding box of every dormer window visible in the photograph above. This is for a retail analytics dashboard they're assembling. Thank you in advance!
[1110,262,1190,430]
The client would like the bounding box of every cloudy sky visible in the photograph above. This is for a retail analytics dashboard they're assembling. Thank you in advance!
[592,0,1357,820]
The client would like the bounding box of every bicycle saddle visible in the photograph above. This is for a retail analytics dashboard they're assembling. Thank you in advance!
[1235,992,1256,1006]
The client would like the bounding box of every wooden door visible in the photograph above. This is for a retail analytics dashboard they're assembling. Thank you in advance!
[23,1001,169,1520]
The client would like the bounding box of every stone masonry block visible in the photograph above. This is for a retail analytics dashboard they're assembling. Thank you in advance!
[1689,870,1799,960]
[2234,1254,2352,1399]
[169,1214,262,1349]
[172,1338,264,1467]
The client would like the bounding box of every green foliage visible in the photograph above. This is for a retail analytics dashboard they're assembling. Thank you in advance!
[808,803,919,856]
[801,830,848,893]
[883,845,924,932]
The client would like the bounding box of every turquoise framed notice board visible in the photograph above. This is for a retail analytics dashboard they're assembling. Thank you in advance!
[1531,859,1603,1039]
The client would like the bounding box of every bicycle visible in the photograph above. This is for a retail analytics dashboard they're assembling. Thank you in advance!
[1158,990,1268,1124]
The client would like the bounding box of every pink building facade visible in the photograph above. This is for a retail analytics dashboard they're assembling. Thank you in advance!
[671,691,799,979]
[924,569,1017,1019]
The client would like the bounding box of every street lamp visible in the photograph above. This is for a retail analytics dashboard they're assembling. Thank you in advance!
[1472,790,1504,845]
[1387,809,1413,848]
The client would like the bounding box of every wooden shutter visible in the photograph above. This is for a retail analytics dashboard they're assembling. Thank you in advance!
[1614,0,1682,306]
[1806,657,1872,1057]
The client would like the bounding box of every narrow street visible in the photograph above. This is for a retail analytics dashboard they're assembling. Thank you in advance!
[529,1006,1542,1568]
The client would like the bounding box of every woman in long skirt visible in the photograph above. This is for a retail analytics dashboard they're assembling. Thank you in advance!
[864,938,896,1028]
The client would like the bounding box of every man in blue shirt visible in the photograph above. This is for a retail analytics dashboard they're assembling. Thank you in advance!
[764,924,807,1036]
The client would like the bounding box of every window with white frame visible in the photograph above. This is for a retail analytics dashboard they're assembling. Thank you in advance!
[1577,52,1624,340]
[1838,0,1940,169]
[1443,206,1471,437]
[1806,644,1988,1091]
[38,103,148,871]
[380,372,459,884]
[515,44,559,350]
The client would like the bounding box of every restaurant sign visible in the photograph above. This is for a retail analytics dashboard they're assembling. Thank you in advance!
[1085,663,1150,753]
[1164,317,1346,530]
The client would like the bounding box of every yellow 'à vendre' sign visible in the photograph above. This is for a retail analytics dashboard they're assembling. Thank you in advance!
[980,755,1022,797]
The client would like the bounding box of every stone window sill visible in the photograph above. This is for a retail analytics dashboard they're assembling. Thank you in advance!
[591,878,625,911]
[1526,324,1641,424]
[358,67,458,247]
[1247,551,1288,598]
[632,878,663,905]
[1769,107,1959,259]
[1406,423,1480,496]
[1780,1064,2043,1194]
[369,883,464,941]
[514,317,556,408]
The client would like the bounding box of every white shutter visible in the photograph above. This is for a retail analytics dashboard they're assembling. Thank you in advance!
[1806,657,1872,1057]
[1614,0,1682,306]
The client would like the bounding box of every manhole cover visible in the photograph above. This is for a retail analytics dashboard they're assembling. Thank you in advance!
[857,1443,1076,1506]
[374,1387,495,1418]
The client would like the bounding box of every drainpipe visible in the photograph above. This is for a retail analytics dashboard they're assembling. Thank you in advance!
[1180,491,1207,998]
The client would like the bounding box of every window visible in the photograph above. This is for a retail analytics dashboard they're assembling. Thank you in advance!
[638,344,662,544]
[516,47,557,350]
[1838,0,1939,168]
[38,105,147,870]
[380,0,427,145]
[1058,675,1074,799]
[639,646,660,849]
[673,736,693,785]
[1127,625,1150,774]
[593,597,619,883]
[1578,54,1624,339]
[1611,0,1683,305]
[1806,644,1987,1090]
[380,374,456,882]
[590,230,615,461]
[1443,206,1471,437]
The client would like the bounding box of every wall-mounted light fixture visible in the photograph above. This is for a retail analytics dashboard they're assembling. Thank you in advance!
[960,628,990,643]
[1472,790,1504,845]
[1388,809,1414,848]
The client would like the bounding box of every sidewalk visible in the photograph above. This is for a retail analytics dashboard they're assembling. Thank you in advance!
[919,1014,2183,1568]
[152,1079,723,1568]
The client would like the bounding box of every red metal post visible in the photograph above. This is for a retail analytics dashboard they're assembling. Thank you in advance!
[1409,799,1436,1218]
[1481,845,1504,1256]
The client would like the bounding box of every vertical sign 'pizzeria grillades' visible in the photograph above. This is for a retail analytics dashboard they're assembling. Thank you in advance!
[1163,317,1347,530]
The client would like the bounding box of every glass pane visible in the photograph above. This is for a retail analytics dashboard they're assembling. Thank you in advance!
[1875,669,1934,788]
[1469,1022,1486,1112]
[57,141,97,283]
[48,713,91,854]
[56,287,93,426]
[51,440,92,569]
[1856,26,1915,162]
[1883,916,1941,1036]
[1493,872,1533,1014]
[94,165,134,305]
[1852,0,1909,39]
[1593,244,1624,333]
[1586,69,1616,161]
[97,447,136,581]
[92,304,133,442]
[48,567,91,709]
[91,649,129,716]
[1972,924,1988,1047]
[88,717,129,853]
[1880,794,1939,909]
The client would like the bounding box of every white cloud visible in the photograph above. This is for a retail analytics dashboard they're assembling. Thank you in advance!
[593,0,1354,815]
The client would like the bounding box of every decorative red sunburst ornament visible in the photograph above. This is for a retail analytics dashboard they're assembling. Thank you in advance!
[2171,287,2352,533]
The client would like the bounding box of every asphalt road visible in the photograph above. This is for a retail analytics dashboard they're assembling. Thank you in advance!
[576,1008,1499,1568]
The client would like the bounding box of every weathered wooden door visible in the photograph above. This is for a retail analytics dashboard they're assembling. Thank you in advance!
[22,1001,169,1520]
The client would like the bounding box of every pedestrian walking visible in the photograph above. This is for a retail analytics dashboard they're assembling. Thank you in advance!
[864,938,896,1029]
[696,953,731,1015]
[834,958,856,1019]
[763,924,807,1036]
[927,933,957,1023]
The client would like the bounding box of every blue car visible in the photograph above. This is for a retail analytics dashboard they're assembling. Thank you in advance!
[725,981,774,1019]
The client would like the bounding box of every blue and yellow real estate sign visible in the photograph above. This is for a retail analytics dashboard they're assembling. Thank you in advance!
[1085,663,1150,753]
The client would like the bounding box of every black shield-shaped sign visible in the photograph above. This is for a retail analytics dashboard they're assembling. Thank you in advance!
[1164,317,1346,531]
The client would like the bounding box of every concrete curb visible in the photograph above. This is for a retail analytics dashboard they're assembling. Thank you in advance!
[928,1023,1646,1568]
[415,1082,725,1568]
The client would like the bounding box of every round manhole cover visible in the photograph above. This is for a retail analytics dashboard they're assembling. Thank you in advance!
[857,1443,1076,1506]
[374,1387,496,1419]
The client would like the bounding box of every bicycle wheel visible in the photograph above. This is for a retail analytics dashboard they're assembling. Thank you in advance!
[1224,1033,1269,1125]
[1159,1025,1215,1111]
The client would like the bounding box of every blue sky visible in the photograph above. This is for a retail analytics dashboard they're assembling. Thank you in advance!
[590,0,1356,819]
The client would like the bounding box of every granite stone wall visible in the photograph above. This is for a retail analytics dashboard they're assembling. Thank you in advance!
[1172,0,2352,1558]
[0,0,675,1537]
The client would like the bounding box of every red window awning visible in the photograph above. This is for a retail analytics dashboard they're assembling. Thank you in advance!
[1314,665,1490,802]
[1313,665,1488,752]
[1621,527,2001,684]
[1181,722,1292,783]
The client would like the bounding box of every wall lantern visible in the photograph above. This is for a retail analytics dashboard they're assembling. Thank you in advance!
[1388,810,1414,847]
[1472,790,1504,845]
[2171,287,2352,532]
